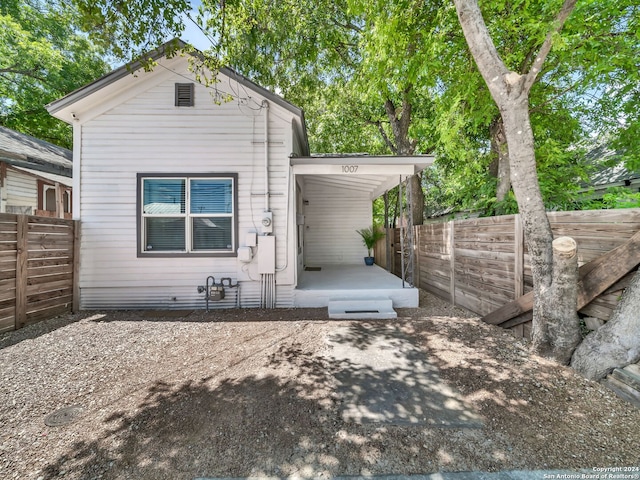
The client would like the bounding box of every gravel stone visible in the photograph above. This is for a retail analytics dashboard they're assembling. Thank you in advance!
[0,290,638,479]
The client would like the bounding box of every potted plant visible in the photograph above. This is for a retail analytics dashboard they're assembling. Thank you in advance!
[357,226,385,266]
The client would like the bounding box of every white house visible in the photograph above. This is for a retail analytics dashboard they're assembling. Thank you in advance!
[47,40,432,313]
[0,126,72,218]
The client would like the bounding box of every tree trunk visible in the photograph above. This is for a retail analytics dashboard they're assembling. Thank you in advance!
[571,269,640,380]
[383,191,390,228]
[547,236,581,364]
[499,97,555,356]
[454,0,578,361]
[408,174,424,226]
[489,117,511,203]
[383,91,424,225]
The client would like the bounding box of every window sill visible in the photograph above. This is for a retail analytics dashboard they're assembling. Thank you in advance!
[137,252,237,258]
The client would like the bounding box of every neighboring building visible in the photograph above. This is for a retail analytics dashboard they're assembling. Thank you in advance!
[47,39,431,311]
[582,145,640,198]
[0,126,72,218]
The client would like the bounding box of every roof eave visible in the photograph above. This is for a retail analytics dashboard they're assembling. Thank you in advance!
[47,39,187,116]
[46,39,308,145]
[291,155,434,172]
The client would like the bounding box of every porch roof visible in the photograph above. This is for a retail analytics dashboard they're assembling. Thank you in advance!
[290,155,434,200]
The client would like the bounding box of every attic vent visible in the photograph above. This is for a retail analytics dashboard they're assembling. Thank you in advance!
[175,83,194,107]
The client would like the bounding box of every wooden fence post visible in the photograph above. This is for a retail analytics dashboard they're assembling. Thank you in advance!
[514,213,524,299]
[449,220,455,305]
[15,215,28,329]
[73,220,81,313]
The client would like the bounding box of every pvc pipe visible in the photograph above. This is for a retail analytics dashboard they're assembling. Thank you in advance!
[263,100,270,213]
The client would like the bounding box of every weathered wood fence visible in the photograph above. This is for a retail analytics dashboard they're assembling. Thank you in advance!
[0,213,78,333]
[376,208,640,338]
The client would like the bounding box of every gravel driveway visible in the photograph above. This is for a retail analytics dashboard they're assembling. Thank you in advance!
[1,291,638,480]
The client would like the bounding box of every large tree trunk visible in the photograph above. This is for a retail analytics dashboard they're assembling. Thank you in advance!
[454,0,578,361]
[489,117,511,204]
[571,270,640,380]
[499,96,556,355]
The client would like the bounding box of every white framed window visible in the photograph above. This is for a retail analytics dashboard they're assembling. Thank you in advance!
[137,173,237,256]
[43,185,71,213]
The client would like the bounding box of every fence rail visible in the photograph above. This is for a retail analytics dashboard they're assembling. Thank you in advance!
[0,213,77,333]
[378,208,640,338]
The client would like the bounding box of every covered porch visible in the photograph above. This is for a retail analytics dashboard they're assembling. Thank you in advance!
[290,154,434,313]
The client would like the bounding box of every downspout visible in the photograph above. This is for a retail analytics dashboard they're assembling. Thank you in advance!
[263,100,270,213]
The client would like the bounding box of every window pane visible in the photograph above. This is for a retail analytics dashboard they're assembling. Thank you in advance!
[143,179,185,214]
[45,188,56,212]
[145,217,185,251]
[192,217,232,251]
[190,179,232,214]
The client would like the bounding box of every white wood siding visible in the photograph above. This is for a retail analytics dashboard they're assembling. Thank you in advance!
[303,180,372,265]
[5,169,37,214]
[78,58,295,309]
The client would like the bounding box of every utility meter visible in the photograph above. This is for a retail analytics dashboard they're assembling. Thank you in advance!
[262,211,273,233]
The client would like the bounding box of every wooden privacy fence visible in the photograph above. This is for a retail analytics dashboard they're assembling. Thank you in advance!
[0,213,78,333]
[377,208,640,338]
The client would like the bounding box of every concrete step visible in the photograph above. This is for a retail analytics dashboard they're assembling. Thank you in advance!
[603,374,640,409]
[328,298,397,320]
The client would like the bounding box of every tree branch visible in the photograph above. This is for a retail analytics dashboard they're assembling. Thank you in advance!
[0,67,48,83]
[453,0,509,100]
[522,0,578,93]
[370,119,397,154]
[384,98,401,146]
[332,43,357,68]
[360,110,397,154]
[329,18,362,33]
[399,85,413,142]
[519,45,538,73]
[529,78,583,114]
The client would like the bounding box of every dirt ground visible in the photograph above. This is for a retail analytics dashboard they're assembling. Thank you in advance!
[1,290,638,480]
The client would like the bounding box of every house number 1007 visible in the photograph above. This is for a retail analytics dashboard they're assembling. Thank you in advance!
[341,165,358,173]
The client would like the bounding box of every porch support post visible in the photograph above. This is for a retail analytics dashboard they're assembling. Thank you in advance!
[399,176,405,288]
[384,191,392,272]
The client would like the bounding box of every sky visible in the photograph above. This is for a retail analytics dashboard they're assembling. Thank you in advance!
[180,0,212,51]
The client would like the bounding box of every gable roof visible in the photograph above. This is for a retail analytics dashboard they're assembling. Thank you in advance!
[584,145,640,187]
[0,126,72,177]
[46,39,309,155]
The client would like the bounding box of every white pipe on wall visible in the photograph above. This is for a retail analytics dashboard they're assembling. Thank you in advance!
[262,100,270,213]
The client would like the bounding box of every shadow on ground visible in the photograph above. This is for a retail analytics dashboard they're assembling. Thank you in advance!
[324,322,484,427]
[87,308,330,323]
[410,316,640,468]
[39,321,509,479]
[42,375,341,479]
[0,315,79,351]
[38,317,640,479]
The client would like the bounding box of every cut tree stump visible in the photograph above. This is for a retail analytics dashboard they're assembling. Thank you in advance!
[482,229,640,328]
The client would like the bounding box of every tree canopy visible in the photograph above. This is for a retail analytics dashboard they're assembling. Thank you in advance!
[0,0,110,148]
[60,0,640,215]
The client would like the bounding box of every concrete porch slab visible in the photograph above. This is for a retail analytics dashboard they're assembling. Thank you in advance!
[294,264,418,308]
